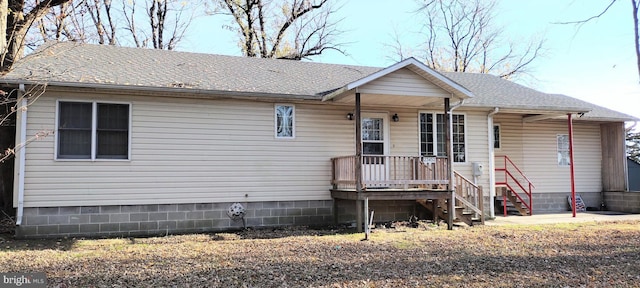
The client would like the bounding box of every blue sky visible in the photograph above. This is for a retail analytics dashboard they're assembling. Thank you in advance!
[186,0,639,120]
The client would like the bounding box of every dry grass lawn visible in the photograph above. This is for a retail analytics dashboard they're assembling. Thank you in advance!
[1,221,640,287]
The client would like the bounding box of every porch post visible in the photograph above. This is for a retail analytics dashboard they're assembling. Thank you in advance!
[568,113,577,217]
[355,92,364,232]
[445,98,454,230]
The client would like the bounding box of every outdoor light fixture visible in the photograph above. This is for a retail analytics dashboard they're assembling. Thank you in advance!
[392,113,399,122]
[346,113,354,120]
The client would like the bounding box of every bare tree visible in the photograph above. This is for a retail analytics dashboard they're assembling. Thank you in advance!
[555,0,640,83]
[391,0,544,80]
[215,0,345,60]
[0,0,73,72]
[0,85,51,164]
[123,0,197,50]
[32,0,200,50]
[0,83,52,216]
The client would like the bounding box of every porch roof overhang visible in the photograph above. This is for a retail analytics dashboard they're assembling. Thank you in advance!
[502,106,591,123]
[320,58,474,106]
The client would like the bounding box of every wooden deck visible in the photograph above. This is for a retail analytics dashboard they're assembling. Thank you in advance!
[330,155,485,228]
[330,188,451,201]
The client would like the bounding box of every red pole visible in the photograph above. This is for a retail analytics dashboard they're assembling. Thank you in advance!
[503,156,507,217]
[529,183,533,216]
[568,114,577,217]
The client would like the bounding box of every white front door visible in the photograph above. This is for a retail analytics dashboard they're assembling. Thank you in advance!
[361,113,390,186]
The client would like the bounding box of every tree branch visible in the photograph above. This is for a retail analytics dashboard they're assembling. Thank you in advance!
[554,0,617,24]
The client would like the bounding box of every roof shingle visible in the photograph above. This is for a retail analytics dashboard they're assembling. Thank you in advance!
[2,41,635,121]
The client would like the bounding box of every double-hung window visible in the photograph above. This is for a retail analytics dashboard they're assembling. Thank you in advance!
[57,101,130,160]
[419,112,466,162]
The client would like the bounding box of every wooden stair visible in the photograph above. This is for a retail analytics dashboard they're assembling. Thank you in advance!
[416,199,482,226]
[496,189,530,216]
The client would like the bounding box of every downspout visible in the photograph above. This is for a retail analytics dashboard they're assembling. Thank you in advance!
[447,98,465,230]
[15,84,27,226]
[487,107,499,218]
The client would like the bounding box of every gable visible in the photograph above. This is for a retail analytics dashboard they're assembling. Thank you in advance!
[358,68,450,98]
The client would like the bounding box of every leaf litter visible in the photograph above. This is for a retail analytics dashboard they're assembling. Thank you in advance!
[0,221,639,287]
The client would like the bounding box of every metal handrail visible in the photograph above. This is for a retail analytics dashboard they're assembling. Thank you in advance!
[496,155,534,216]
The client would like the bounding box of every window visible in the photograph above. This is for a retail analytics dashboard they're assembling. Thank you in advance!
[420,112,466,162]
[275,104,294,138]
[57,101,130,160]
[493,124,501,149]
[362,117,384,155]
[557,134,570,166]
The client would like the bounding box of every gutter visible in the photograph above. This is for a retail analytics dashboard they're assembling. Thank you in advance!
[487,107,499,218]
[1,79,322,101]
[15,84,27,226]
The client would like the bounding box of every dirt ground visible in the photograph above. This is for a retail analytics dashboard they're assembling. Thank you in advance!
[1,220,640,287]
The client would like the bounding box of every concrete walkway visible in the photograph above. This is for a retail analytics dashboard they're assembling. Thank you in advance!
[486,211,640,225]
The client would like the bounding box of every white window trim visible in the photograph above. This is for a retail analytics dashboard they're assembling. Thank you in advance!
[274,103,295,139]
[418,111,468,163]
[55,99,132,161]
[493,124,501,150]
[557,134,570,167]
[361,112,390,156]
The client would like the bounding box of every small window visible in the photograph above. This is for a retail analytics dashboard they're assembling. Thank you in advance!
[275,104,294,138]
[493,124,501,149]
[57,101,130,160]
[557,134,570,166]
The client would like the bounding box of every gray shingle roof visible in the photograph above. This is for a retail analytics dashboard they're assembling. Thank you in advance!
[2,41,635,121]
[442,72,637,121]
[3,41,381,98]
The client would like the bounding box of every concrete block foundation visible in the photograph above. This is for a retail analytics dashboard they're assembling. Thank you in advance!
[16,200,334,238]
[604,192,640,213]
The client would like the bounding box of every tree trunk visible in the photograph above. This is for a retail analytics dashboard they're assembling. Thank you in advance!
[0,0,7,63]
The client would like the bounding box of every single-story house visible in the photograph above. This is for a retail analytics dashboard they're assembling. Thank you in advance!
[1,42,637,238]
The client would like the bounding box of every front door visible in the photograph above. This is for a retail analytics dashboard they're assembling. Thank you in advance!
[361,113,390,186]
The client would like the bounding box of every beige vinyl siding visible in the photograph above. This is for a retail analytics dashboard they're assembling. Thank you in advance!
[389,108,419,155]
[454,110,490,194]
[493,114,525,166]
[359,68,450,97]
[522,120,602,194]
[23,91,356,207]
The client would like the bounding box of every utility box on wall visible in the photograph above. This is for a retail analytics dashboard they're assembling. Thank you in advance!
[472,162,484,177]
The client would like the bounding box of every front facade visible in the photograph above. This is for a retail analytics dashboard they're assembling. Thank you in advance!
[2,42,635,238]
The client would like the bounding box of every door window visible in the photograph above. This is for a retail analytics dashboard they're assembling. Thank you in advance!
[362,118,384,155]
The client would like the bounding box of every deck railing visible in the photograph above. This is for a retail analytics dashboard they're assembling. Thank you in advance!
[331,155,449,190]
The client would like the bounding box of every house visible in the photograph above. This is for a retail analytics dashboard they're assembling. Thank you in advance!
[628,157,640,192]
[0,42,637,238]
